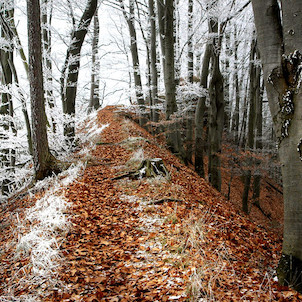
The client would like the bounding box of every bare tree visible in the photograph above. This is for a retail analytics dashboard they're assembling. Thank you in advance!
[61,0,98,144]
[119,0,146,126]
[27,0,60,180]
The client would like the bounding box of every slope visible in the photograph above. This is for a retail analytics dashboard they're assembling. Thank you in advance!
[0,106,300,301]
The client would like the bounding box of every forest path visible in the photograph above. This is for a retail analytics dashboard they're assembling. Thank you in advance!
[49,106,289,301]
[54,106,197,301]
[0,106,299,301]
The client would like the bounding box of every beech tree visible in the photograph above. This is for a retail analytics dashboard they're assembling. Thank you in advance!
[148,0,159,123]
[252,0,302,291]
[61,0,98,144]
[119,0,146,126]
[164,0,183,155]
[27,0,60,180]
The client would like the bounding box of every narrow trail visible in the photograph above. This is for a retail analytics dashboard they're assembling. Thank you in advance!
[1,106,301,301]
[54,107,196,301]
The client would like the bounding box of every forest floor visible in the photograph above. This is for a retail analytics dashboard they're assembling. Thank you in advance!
[0,106,301,301]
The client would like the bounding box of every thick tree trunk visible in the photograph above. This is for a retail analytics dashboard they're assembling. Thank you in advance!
[252,0,302,291]
[27,0,59,180]
[208,19,224,192]
[195,43,211,178]
[61,0,98,144]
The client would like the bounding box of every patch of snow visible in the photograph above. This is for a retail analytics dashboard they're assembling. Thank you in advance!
[5,162,85,300]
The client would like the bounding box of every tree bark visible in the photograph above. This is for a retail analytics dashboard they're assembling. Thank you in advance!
[187,0,193,83]
[164,0,183,156]
[88,10,100,112]
[61,0,98,144]
[183,0,194,164]
[195,43,211,178]
[41,0,56,132]
[207,19,224,192]
[252,0,302,291]
[242,37,260,213]
[157,0,166,75]
[27,0,59,180]
[149,0,159,123]
[0,3,15,195]
[120,0,146,126]
[231,27,240,145]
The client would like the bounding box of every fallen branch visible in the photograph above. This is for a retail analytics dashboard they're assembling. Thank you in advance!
[148,198,183,205]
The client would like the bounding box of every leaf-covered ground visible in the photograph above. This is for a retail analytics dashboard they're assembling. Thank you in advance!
[0,106,301,301]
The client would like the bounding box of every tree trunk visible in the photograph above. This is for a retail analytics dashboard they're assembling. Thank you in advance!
[164,0,183,156]
[195,43,211,178]
[183,0,194,164]
[252,0,302,291]
[120,0,146,126]
[27,0,59,180]
[239,82,248,149]
[253,78,264,206]
[208,19,224,192]
[0,4,15,195]
[88,10,100,112]
[157,0,165,75]
[242,37,259,213]
[231,28,240,145]
[61,0,98,145]
[42,0,56,132]
[149,0,159,123]
[187,0,193,83]
[223,33,231,132]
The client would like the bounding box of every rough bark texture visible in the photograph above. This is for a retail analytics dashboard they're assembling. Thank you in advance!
[61,0,98,143]
[252,0,302,291]
[27,0,59,180]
